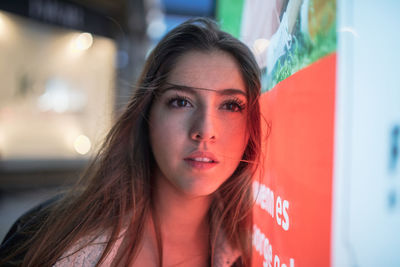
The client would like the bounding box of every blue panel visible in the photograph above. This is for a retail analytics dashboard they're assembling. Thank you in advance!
[164,14,192,32]
[148,14,192,43]
[161,0,215,16]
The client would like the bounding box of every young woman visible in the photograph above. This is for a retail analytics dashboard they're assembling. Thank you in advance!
[0,18,261,266]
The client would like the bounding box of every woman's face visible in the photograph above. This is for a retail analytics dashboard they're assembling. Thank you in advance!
[149,50,249,197]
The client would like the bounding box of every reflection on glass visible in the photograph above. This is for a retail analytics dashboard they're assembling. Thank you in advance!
[253,38,270,56]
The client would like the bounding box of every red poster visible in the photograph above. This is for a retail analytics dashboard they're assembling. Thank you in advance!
[252,53,336,267]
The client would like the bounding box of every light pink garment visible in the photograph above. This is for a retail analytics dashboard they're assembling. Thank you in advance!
[53,231,240,267]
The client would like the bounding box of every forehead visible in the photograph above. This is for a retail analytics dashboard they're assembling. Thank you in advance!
[167,50,247,95]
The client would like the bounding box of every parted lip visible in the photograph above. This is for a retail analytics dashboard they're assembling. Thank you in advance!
[184,151,219,163]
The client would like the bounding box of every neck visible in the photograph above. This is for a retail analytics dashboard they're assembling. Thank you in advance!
[146,173,212,266]
[153,176,212,240]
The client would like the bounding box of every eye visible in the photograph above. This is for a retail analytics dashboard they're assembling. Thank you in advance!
[167,96,193,109]
[221,99,246,112]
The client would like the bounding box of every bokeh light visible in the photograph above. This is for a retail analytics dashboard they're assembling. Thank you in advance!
[73,32,93,51]
[73,134,91,155]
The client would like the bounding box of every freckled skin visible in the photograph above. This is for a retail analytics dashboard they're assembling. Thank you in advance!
[149,50,249,198]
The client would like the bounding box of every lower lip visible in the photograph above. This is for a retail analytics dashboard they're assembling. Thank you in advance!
[184,159,218,170]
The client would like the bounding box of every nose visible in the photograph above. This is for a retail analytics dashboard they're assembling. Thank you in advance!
[189,108,217,142]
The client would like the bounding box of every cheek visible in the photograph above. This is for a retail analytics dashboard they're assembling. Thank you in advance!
[149,108,186,162]
[218,117,249,156]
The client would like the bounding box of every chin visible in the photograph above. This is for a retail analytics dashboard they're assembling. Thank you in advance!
[179,184,220,198]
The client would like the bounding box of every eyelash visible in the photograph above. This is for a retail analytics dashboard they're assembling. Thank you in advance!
[167,95,193,109]
[166,94,246,112]
[221,97,246,112]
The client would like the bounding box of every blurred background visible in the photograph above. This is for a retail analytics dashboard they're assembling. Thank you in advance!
[1,0,399,266]
[0,0,219,241]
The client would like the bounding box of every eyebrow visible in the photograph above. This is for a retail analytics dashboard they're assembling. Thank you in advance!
[162,83,247,97]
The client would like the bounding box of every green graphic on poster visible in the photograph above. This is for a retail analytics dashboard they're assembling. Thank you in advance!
[218,0,336,91]
[261,0,336,91]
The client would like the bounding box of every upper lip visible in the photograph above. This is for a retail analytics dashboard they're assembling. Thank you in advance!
[184,151,219,163]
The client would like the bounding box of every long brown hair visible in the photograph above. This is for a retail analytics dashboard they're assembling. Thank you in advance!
[1,17,261,266]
